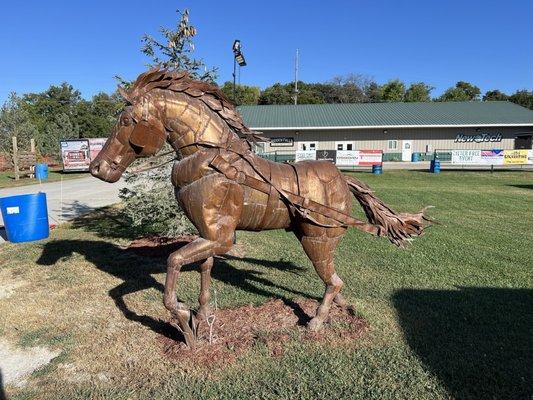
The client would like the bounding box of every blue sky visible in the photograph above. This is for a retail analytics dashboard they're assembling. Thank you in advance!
[1,0,532,103]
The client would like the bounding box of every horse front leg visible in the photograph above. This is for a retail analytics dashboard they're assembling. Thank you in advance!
[164,240,223,348]
[165,175,243,348]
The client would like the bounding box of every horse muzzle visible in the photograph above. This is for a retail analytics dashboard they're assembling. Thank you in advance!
[90,159,123,183]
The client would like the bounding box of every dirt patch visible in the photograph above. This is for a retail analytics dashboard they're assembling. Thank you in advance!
[128,235,246,259]
[158,298,369,368]
[0,339,60,387]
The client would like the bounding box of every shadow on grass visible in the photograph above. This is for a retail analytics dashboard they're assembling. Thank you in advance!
[36,239,315,342]
[0,370,6,400]
[393,287,533,399]
[508,184,533,190]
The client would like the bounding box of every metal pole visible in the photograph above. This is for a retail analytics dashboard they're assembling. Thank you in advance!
[12,136,20,181]
[294,49,299,105]
[232,57,237,104]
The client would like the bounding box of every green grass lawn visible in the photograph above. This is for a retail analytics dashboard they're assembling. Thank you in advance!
[0,170,531,399]
[0,168,87,188]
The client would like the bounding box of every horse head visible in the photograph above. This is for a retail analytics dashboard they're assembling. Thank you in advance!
[90,96,167,183]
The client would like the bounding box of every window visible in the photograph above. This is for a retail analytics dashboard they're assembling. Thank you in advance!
[299,141,317,151]
[388,140,398,150]
[335,141,355,151]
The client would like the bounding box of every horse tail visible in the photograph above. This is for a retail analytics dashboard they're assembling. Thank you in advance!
[344,175,433,247]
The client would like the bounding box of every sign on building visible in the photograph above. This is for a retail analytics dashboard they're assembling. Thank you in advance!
[358,150,383,166]
[503,149,529,165]
[451,150,482,164]
[316,150,337,164]
[270,137,294,147]
[336,151,359,166]
[295,150,316,162]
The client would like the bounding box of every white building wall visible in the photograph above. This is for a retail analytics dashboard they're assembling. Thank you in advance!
[259,126,533,154]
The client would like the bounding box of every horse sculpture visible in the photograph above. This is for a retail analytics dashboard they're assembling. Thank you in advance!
[90,68,431,348]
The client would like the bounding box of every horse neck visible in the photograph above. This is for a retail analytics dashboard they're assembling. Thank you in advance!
[163,93,239,157]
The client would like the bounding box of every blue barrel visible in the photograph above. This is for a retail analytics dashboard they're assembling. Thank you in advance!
[35,163,49,180]
[432,160,441,174]
[0,193,49,243]
[411,153,420,162]
[372,164,383,175]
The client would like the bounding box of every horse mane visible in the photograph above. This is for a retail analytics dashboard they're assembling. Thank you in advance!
[120,67,266,142]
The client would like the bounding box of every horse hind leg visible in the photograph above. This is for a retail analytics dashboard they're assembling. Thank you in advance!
[300,234,345,331]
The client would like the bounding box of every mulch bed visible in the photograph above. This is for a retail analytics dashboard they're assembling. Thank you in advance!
[158,298,369,367]
[128,236,369,367]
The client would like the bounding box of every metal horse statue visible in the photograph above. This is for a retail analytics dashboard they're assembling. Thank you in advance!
[90,68,431,347]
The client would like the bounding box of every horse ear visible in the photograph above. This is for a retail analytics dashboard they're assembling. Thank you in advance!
[130,121,166,156]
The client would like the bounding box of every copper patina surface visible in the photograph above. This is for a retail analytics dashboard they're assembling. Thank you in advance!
[90,68,432,348]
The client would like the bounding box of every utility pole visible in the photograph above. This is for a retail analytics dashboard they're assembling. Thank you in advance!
[294,49,299,105]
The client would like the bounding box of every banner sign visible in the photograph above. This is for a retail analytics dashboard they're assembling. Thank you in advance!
[451,150,482,164]
[61,139,90,171]
[295,150,316,162]
[336,150,359,166]
[88,138,107,161]
[270,137,294,147]
[295,149,382,167]
[61,138,107,171]
[316,150,337,164]
[529,150,533,165]
[503,149,529,165]
[480,149,504,165]
[359,150,383,166]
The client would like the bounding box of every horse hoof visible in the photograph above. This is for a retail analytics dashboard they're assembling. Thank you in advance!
[307,317,324,332]
[196,306,212,322]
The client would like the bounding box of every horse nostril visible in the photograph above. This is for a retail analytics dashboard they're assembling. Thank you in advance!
[90,162,100,175]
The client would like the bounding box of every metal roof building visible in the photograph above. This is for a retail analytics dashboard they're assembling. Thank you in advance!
[238,101,533,161]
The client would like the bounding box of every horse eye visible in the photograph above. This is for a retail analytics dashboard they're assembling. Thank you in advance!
[122,116,131,126]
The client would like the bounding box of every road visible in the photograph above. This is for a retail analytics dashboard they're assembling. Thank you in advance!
[0,176,125,230]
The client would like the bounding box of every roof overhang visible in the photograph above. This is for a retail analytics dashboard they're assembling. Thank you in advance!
[251,123,533,131]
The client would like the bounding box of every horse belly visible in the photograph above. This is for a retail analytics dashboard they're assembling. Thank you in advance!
[237,161,297,231]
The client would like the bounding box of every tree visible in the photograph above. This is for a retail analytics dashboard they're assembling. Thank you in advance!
[438,81,481,102]
[405,82,434,102]
[119,9,214,236]
[37,113,78,158]
[364,82,382,103]
[76,92,123,138]
[509,90,533,110]
[0,93,39,154]
[140,9,216,83]
[483,90,509,102]
[258,83,293,105]
[220,82,260,106]
[381,79,406,102]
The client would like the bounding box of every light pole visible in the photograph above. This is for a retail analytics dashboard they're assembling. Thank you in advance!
[232,39,247,104]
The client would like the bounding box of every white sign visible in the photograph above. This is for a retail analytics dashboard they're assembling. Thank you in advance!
[528,150,533,165]
[295,150,316,162]
[451,150,482,164]
[336,151,359,166]
[6,206,20,215]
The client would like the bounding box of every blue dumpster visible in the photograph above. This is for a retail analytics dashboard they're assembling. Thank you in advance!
[372,164,383,175]
[0,193,49,243]
[411,153,420,162]
[35,163,49,181]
